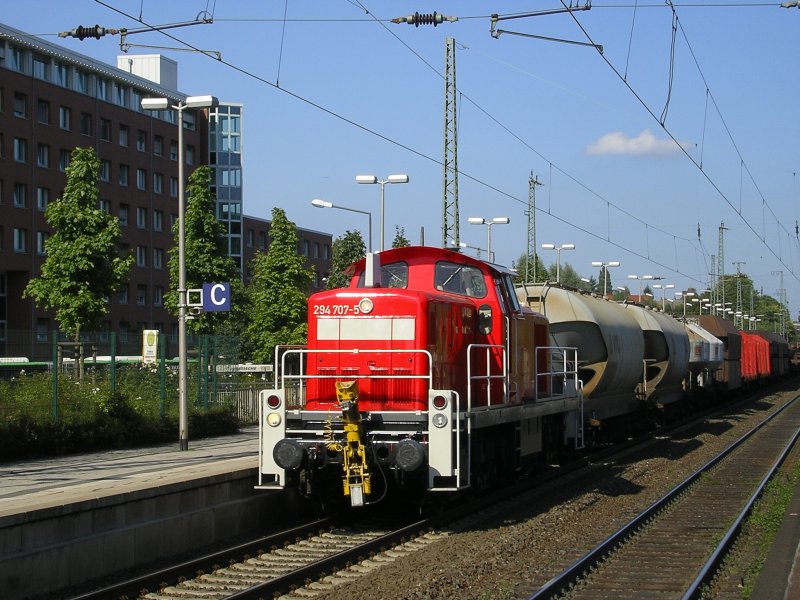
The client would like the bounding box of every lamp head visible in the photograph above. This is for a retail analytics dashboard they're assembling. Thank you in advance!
[184,95,219,108]
[387,174,409,184]
[356,175,378,184]
[491,217,510,225]
[469,217,486,225]
[541,243,555,250]
[311,199,333,209]
[141,97,169,110]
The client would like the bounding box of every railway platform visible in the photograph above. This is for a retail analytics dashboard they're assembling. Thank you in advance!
[0,426,295,600]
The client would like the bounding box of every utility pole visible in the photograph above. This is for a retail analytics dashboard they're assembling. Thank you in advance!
[442,37,459,248]
[772,270,787,338]
[526,172,543,283]
[718,222,728,315]
[733,261,746,329]
[710,253,716,313]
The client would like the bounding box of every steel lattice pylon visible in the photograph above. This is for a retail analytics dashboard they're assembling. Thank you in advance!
[442,37,459,248]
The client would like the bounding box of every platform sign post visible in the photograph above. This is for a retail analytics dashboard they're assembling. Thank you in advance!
[142,330,159,365]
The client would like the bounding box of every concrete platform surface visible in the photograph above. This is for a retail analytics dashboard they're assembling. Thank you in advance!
[0,426,259,519]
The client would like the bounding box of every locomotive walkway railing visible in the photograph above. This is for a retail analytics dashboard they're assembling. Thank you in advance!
[535,346,580,401]
[273,347,434,408]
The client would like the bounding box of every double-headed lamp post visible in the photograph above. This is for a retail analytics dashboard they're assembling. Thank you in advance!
[468,217,510,262]
[142,94,218,451]
[627,274,654,300]
[311,199,372,252]
[652,283,675,311]
[591,260,620,297]
[355,174,409,251]
[541,243,575,284]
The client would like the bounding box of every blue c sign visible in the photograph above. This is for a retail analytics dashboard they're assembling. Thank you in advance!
[202,282,231,312]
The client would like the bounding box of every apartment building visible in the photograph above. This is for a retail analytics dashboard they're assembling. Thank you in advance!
[0,23,330,358]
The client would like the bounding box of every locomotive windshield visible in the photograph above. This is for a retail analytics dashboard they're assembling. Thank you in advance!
[434,262,487,298]
[356,261,408,288]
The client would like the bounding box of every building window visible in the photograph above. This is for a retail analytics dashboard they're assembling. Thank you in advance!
[36,99,49,124]
[119,204,129,226]
[59,106,71,130]
[153,210,163,232]
[136,245,147,267]
[169,140,178,161]
[170,177,178,198]
[323,244,330,260]
[136,129,146,152]
[33,55,49,80]
[36,231,48,255]
[259,231,267,249]
[13,92,27,118]
[13,183,27,207]
[36,318,49,342]
[136,207,147,228]
[59,149,71,172]
[136,168,147,191]
[36,143,49,168]
[119,124,129,147]
[13,228,27,252]
[79,112,92,136]
[185,145,195,165]
[96,77,108,101]
[302,240,309,256]
[246,229,254,247]
[153,247,163,269]
[10,45,25,72]
[153,135,163,156]
[54,62,69,87]
[99,159,110,182]
[153,173,163,194]
[99,118,111,141]
[154,286,164,307]
[75,70,89,94]
[118,164,129,186]
[13,138,27,163]
[118,285,129,305]
[37,187,49,211]
[137,284,147,306]
[98,198,110,213]
[313,242,320,259]
[115,84,127,107]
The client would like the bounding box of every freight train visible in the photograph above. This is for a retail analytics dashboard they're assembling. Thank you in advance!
[258,246,789,508]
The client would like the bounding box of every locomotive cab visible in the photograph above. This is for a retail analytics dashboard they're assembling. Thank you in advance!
[258,246,583,508]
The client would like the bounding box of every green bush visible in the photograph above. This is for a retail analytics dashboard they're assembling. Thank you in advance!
[0,370,240,461]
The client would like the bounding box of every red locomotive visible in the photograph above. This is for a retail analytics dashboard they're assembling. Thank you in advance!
[258,246,583,507]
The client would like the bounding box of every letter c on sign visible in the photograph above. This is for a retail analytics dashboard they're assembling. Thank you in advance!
[211,283,227,306]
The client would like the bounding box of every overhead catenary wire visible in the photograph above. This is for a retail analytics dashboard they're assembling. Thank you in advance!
[92,1,787,291]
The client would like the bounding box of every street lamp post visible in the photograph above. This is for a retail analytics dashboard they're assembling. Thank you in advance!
[541,243,575,284]
[652,283,675,311]
[679,291,695,317]
[469,217,510,262]
[142,94,218,451]
[355,174,409,251]
[627,274,654,300]
[311,199,372,252]
[591,260,620,297]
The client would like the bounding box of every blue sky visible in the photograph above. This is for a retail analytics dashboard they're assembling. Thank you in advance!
[8,1,799,317]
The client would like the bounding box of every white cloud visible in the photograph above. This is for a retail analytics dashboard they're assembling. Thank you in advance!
[586,129,690,156]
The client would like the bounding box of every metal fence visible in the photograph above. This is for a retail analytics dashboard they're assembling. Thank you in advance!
[0,330,267,424]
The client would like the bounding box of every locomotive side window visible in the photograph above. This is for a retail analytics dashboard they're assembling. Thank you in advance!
[478,304,493,335]
[434,262,487,298]
[356,261,408,288]
[502,275,522,312]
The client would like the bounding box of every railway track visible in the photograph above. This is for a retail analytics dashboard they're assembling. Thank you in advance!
[530,393,800,599]
[70,388,799,600]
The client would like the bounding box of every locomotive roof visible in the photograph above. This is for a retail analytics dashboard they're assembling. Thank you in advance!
[347,245,517,278]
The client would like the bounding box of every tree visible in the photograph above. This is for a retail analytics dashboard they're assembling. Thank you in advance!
[326,230,366,289]
[391,225,411,248]
[165,165,242,334]
[24,147,133,340]
[555,263,583,288]
[513,252,550,284]
[245,207,313,363]
[596,266,614,296]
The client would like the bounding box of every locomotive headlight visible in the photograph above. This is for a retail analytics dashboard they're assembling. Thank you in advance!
[432,412,448,428]
[358,297,374,314]
[266,412,282,427]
